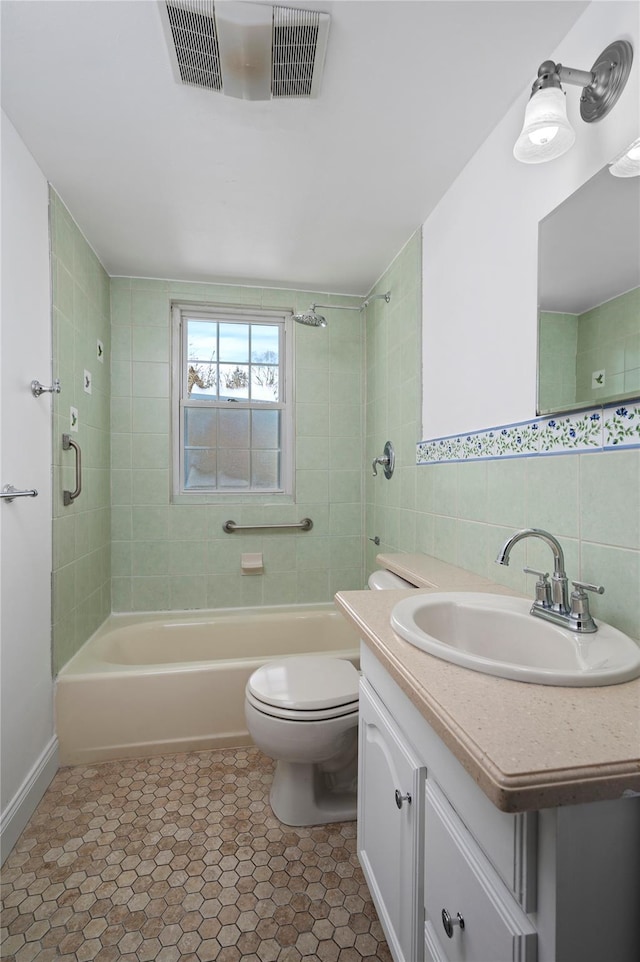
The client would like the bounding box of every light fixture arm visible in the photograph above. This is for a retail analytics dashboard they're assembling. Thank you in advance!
[556,64,594,89]
[528,40,633,124]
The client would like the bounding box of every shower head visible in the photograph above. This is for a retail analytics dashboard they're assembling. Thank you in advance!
[292,291,391,328]
[292,309,327,328]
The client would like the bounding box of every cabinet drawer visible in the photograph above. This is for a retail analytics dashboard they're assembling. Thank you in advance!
[424,781,537,962]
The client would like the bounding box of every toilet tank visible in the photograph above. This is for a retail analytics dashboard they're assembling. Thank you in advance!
[368,569,415,590]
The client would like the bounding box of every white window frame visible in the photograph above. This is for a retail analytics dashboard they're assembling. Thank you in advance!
[171,303,294,499]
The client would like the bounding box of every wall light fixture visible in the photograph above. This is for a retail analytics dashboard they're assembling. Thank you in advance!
[609,136,640,177]
[514,40,633,164]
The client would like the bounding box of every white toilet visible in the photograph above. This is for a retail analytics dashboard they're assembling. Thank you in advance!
[245,656,360,826]
[244,568,416,827]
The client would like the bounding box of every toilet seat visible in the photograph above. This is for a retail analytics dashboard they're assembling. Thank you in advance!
[246,656,359,720]
[246,687,359,722]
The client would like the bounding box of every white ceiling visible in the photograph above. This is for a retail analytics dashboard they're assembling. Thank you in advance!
[1,0,588,295]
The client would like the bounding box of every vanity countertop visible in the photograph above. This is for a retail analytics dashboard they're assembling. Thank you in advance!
[334,554,640,813]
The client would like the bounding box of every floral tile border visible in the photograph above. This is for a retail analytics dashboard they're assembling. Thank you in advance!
[417,400,640,465]
[604,402,640,448]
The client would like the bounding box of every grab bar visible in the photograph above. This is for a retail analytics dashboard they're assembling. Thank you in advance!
[62,434,82,506]
[1,484,38,502]
[223,518,313,533]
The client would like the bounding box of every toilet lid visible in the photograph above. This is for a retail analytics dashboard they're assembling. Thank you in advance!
[247,657,359,712]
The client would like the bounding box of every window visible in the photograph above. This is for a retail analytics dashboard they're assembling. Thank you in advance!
[172,305,293,496]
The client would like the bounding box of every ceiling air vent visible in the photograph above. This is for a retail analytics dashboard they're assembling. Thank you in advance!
[161,1,330,101]
[165,1,222,92]
[272,5,329,99]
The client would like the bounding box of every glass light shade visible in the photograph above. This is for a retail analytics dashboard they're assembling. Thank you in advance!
[216,1,272,101]
[609,137,640,178]
[513,87,576,164]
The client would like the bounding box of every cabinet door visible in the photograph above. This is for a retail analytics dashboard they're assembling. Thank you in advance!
[424,781,537,962]
[358,679,426,962]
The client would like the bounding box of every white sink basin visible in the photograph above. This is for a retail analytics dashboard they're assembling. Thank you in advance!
[390,593,640,687]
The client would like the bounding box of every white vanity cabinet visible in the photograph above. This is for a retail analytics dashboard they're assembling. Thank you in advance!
[358,643,640,962]
[358,679,425,962]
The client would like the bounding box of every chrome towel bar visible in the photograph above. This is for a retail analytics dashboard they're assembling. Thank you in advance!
[1,484,38,502]
[62,434,82,506]
[223,518,313,533]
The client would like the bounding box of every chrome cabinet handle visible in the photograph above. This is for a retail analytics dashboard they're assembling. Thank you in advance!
[1,484,38,502]
[62,434,82,506]
[441,908,465,938]
[394,789,411,809]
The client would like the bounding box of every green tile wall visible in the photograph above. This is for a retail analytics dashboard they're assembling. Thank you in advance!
[50,210,639,660]
[366,230,640,643]
[539,288,640,413]
[538,311,578,413]
[50,190,111,672]
[110,280,364,610]
[576,287,640,403]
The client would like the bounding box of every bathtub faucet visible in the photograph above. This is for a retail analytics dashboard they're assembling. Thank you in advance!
[495,528,604,633]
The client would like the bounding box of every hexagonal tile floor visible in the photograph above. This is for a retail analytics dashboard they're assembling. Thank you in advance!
[0,747,392,961]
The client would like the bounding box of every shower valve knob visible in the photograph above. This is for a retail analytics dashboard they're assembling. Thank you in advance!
[372,441,395,479]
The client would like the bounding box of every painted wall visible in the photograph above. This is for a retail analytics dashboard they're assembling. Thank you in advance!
[50,192,111,673]
[110,279,364,612]
[0,114,56,861]
[422,2,640,439]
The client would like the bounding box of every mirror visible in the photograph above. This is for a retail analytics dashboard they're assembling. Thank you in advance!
[537,157,640,415]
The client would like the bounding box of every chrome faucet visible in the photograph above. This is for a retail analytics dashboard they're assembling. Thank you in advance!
[495,528,604,633]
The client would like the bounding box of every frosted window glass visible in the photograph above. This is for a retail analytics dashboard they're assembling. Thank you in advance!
[185,408,217,446]
[252,409,279,449]
[251,451,279,489]
[184,450,217,489]
[218,450,250,488]
[219,409,249,448]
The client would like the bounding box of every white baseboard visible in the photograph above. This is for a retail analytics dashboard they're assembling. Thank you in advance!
[0,736,59,866]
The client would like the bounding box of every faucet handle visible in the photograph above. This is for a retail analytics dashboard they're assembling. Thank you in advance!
[523,567,552,607]
[523,567,549,581]
[569,581,604,633]
[571,580,605,595]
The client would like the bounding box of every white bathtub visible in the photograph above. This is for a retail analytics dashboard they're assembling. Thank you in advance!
[56,604,360,765]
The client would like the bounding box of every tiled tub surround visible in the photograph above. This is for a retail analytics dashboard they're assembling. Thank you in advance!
[0,747,392,962]
[55,605,360,766]
[50,191,112,672]
[110,278,365,617]
[334,555,640,812]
